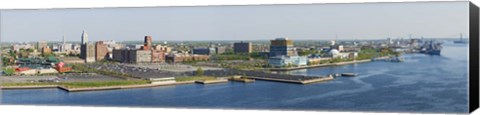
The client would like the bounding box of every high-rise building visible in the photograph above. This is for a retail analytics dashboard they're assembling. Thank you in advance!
[95,41,109,61]
[80,31,88,59]
[37,41,48,50]
[80,30,95,62]
[269,37,296,57]
[81,30,88,44]
[268,38,307,67]
[233,42,252,53]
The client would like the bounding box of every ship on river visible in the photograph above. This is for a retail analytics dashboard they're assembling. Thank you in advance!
[454,34,468,44]
[419,40,442,55]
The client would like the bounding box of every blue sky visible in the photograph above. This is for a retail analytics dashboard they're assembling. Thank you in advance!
[0,1,469,42]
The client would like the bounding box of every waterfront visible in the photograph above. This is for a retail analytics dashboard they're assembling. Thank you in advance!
[1,43,468,113]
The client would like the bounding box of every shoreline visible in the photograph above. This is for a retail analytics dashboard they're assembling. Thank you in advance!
[269,56,391,71]
[0,57,391,92]
[1,81,195,92]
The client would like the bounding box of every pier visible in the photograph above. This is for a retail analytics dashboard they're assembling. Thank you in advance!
[1,81,195,92]
[229,78,255,83]
[194,79,228,84]
[245,75,334,84]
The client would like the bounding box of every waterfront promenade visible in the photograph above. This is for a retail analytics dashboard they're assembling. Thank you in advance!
[1,81,194,92]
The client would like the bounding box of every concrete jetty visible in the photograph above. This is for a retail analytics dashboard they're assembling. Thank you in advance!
[229,78,255,83]
[0,85,58,89]
[245,75,333,84]
[194,79,228,84]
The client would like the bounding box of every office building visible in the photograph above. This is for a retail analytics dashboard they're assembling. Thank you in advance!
[268,37,306,67]
[80,30,89,59]
[268,56,308,67]
[81,30,88,44]
[269,38,296,57]
[233,42,252,53]
[193,48,215,55]
[112,49,152,63]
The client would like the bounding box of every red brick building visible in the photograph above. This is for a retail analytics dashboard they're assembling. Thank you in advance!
[95,41,109,61]
[151,50,165,63]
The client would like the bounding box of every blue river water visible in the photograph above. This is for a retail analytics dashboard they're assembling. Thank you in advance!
[1,43,469,113]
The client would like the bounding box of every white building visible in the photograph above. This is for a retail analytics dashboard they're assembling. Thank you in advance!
[268,56,308,67]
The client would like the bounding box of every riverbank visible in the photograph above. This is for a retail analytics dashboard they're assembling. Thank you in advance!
[0,81,194,92]
[269,56,391,71]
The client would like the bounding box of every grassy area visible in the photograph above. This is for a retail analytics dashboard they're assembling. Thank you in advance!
[2,68,15,76]
[175,76,217,82]
[1,80,150,88]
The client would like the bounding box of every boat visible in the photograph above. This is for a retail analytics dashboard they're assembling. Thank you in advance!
[341,73,358,77]
[419,40,442,55]
[454,34,468,44]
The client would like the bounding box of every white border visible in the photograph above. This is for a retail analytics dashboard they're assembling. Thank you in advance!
[0,0,478,115]
[0,0,471,9]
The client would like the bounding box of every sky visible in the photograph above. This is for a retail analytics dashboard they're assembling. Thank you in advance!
[0,1,469,42]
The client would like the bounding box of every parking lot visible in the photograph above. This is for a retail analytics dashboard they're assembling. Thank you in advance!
[86,63,220,79]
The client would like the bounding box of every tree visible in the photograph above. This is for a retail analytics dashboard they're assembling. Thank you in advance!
[196,67,204,76]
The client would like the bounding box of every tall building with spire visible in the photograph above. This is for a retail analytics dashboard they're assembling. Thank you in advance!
[62,35,66,52]
[81,30,88,45]
[80,30,95,63]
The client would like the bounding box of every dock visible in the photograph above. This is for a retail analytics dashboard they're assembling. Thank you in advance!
[2,81,195,92]
[229,78,255,83]
[245,75,333,84]
[0,85,58,89]
[194,79,229,84]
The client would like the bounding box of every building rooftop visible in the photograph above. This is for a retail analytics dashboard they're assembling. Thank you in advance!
[275,37,289,40]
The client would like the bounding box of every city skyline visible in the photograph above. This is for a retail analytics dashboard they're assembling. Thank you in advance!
[0,1,469,42]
